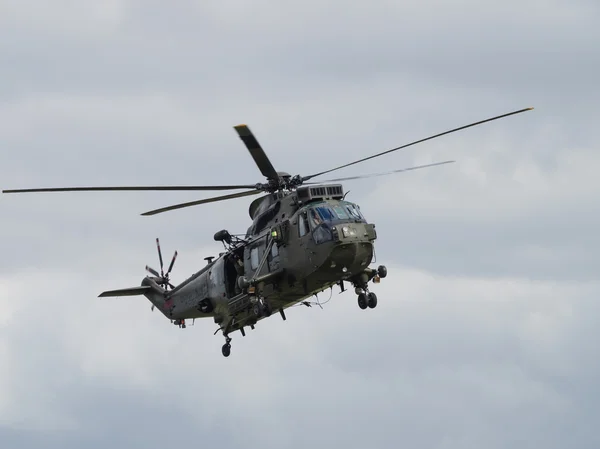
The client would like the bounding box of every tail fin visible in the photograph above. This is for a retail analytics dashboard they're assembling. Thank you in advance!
[98,286,152,297]
[98,277,168,315]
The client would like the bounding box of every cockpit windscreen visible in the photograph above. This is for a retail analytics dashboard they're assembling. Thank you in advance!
[310,201,365,224]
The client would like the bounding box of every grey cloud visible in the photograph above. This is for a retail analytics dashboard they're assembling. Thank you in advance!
[0,389,232,449]
[2,0,598,104]
[1,85,596,281]
[3,268,599,449]
[1,1,599,448]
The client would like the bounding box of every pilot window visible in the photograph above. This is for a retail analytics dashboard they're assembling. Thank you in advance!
[332,205,349,219]
[309,206,334,244]
[250,247,259,270]
[342,201,365,222]
[313,225,333,244]
[314,206,336,222]
[298,212,309,236]
[309,208,322,228]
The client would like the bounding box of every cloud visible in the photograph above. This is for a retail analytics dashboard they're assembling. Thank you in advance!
[361,131,600,281]
[1,0,598,447]
[2,266,598,448]
[0,0,128,37]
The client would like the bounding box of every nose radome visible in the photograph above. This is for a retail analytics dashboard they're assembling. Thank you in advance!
[329,241,374,273]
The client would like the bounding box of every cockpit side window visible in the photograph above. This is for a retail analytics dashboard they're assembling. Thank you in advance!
[298,212,309,237]
[309,208,323,228]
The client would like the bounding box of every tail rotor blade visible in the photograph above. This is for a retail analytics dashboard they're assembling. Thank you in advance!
[167,251,178,276]
[156,238,164,276]
[146,265,160,277]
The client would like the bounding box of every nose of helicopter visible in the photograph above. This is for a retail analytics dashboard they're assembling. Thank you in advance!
[329,240,374,272]
[327,222,376,274]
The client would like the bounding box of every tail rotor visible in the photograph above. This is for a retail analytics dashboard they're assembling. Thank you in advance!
[146,237,178,291]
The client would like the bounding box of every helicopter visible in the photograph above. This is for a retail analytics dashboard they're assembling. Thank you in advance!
[3,107,533,357]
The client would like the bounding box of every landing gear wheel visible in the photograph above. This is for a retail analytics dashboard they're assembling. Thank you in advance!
[357,293,368,309]
[377,265,387,278]
[222,343,231,357]
[253,303,262,317]
[367,292,378,309]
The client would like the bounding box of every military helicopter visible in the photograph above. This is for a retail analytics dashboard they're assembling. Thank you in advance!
[3,107,533,357]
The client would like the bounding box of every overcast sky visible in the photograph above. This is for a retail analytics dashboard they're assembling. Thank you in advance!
[1,1,599,448]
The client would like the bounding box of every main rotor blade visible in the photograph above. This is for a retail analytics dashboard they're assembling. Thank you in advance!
[141,189,262,216]
[234,124,279,181]
[2,184,257,194]
[302,107,534,182]
[304,160,455,184]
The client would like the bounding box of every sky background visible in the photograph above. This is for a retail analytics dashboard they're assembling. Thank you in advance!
[1,1,599,448]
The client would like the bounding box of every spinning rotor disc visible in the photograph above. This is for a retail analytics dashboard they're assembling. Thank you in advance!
[2,107,534,215]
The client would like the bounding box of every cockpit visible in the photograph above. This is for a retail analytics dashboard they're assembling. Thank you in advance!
[298,201,367,244]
